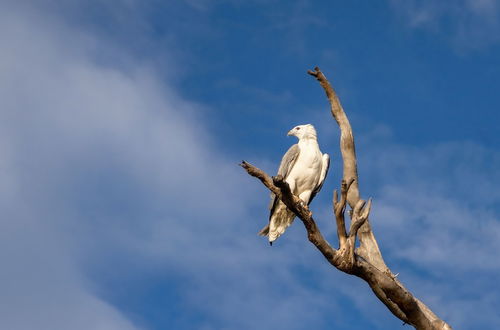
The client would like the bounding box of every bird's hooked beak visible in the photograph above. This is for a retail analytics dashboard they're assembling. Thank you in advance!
[287,129,294,136]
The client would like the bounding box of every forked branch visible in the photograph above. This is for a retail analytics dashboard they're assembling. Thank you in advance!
[307,66,387,272]
[240,161,338,264]
[240,68,451,329]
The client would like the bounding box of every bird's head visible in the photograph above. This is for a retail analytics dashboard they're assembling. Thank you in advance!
[287,124,317,140]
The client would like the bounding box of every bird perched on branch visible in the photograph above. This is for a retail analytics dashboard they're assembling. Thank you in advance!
[259,124,330,245]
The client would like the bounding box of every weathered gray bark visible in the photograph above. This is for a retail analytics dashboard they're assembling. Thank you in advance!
[240,67,451,330]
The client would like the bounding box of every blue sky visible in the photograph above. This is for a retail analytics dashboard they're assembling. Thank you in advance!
[0,0,499,329]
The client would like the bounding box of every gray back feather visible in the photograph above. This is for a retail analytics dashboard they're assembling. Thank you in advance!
[268,144,300,212]
[261,144,301,237]
[277,144,300,178]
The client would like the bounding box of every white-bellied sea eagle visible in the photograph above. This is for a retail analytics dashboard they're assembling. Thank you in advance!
[259,124,330,245]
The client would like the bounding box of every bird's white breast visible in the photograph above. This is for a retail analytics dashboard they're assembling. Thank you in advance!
[287,139,323,194]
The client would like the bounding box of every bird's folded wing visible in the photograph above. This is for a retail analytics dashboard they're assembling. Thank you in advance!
[309,153,330,204]
[268,144,300,210]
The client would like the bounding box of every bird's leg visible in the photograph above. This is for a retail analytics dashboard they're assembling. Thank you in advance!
[290,181,308,207]
[298,191,312,206]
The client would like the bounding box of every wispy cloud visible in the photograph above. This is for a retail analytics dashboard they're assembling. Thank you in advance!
[0,2,363,329]
[1,1,498,329]
[354,128,500,328]
[389,0,500,50]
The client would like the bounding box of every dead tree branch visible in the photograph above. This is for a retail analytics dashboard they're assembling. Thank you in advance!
[240,67,452,329]
[307,67,387,272]
[241,161,339,265]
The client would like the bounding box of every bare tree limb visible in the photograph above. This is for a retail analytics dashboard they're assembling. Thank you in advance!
[307,66,388,273]
[241,160,450,328]
[241,161,339,265]
[239,67,452,329]
[333,178,353,248]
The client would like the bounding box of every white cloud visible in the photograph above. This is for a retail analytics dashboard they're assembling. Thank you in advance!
[0,2,364,330]
[0,1,256,329]
[389,0,500,50]
[1,2,498,329]
[355,131,500,328]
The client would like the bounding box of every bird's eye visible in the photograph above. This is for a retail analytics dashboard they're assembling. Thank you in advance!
[296,127,300,130]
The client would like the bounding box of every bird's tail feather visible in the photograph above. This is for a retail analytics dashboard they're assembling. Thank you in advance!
[267,205,295,243]
[258,225,269,236]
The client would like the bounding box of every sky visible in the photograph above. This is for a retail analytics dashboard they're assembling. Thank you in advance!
[0,0,499,329]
